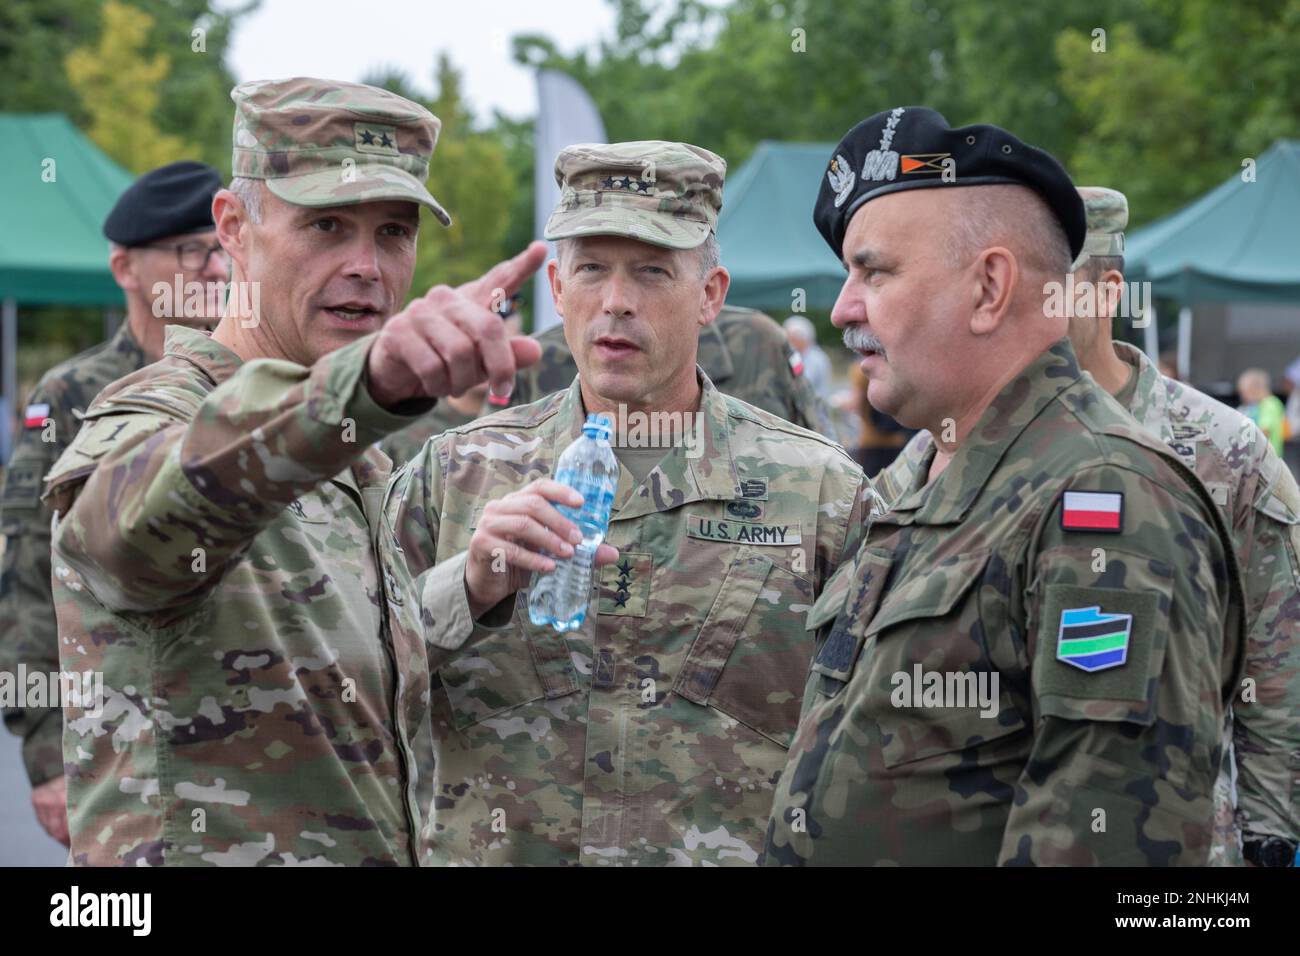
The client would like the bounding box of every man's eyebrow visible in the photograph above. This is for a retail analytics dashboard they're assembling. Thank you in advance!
[847,247,889,270]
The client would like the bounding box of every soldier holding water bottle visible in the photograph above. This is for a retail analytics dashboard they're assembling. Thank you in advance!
[383,140,868,866]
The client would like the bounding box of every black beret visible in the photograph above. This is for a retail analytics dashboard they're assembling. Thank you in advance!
[103,160,223,246]
[814,107,1086,262]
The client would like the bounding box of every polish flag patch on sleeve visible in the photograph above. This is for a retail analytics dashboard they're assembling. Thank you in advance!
[1060,490,1124,533]
[788,351,804,376]
[23,403,50,429]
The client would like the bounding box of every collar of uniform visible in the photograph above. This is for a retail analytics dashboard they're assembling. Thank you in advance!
[696,321,735,386]
[895,337,1083,526]
[1112,341,1172,443]
[112,318,147,366]
[548,368,741,522]
[163,324,245,386]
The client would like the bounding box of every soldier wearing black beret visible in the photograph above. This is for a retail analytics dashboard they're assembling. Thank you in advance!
[0,160,226,847]
[765,108,1246,866]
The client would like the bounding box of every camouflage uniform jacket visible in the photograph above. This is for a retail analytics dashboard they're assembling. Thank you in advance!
[512,306,841,441]
[43,326,443,866]
[870,343,1300,862]
[384,372,868,865]
[1114,342,1300,852]
[1,320,146,787]
[765,338,1246,866]
[380,398,477,468]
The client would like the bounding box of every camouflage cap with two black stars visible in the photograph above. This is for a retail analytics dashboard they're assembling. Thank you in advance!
[814,106,1086,262]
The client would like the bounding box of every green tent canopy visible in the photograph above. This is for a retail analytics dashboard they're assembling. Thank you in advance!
[717,141,843,311]
[0,113,133,306]
[1125,140,1300,304]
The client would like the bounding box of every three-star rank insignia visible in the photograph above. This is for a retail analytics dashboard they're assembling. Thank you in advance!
[598,552,653,616]
[355,122,400,156]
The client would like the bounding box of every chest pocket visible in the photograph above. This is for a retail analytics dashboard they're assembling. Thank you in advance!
[673,548,812,748]
[858,548,1026,768]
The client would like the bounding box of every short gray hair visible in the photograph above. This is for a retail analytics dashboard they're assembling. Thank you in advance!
[555,231,720,279]
[943,184,1072,278]
[229,177,264,225]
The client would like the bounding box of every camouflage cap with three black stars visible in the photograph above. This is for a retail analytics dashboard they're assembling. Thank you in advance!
[545,141,726,250]
[814,106,1086,262]
[230,77,451,225]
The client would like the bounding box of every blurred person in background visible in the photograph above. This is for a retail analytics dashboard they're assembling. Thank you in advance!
[1238,368,1287,458]
[782,314,832,402]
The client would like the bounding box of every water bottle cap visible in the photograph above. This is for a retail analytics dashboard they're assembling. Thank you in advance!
[583,413,613,441]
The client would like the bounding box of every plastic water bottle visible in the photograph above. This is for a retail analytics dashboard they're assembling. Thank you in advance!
[527,413,618,632]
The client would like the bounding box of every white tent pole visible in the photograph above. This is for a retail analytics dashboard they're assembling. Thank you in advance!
[1143,300,1159,361]
[1176,306,1193,381]
[2,297,16,463]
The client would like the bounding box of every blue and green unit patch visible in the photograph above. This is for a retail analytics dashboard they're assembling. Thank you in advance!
[1056,605,1132,672]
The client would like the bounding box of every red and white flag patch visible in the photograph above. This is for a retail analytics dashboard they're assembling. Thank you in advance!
[1060,490,1124,533]
[788,351,804,376]
[23,403,50,429]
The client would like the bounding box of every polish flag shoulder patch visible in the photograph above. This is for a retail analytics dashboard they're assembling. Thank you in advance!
[788,351,804,376]
[23,403,50,429]
[1060,490,1124,533]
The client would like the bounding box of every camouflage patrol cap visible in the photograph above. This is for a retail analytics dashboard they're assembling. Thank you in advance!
[544,141,726,249]
[230,77,451,225]
[1072,186,1128,270]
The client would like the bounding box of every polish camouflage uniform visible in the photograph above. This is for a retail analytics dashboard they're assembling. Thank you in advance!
[42,77,457,866]
[0,321,146,788]
[766,338,1246,865]
[387,141,869,865]
[871,187,1300,866]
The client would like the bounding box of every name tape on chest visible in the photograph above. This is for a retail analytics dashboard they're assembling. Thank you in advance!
[1060,490,1124,533]
[687,514,801,546]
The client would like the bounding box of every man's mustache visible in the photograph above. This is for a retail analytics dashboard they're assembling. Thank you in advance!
[842,325,886,357]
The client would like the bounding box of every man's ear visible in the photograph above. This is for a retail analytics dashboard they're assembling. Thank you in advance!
[212,188,250,271]
[108,245,138,293]
[700,265,729,327]
[547,258,564,318]
[1098,267,1125,321]
[969,246,1017,335]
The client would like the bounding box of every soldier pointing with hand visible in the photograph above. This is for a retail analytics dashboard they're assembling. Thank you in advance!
[45,77,544,866]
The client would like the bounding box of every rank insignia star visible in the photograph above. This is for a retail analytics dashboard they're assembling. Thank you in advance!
[379,132,393,148]
[359,129,375,145]
[614,591,628,608]
[618,559,633,577]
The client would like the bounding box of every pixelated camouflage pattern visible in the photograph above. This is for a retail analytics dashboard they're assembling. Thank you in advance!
[384,372,868,865]
[545,141,725,250]
[379,399,479,468]
[0,321,146,787]
[869,342,1300,865]
[510,307,842,442]
[43,326,437,866]
[1072,186,1128,269]
[765,338,1246,866]
[231,77,450,224]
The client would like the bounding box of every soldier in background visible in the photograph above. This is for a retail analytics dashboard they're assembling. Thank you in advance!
[766,108,1244,866]
[875,186,1300,867]
[0,160,225,846]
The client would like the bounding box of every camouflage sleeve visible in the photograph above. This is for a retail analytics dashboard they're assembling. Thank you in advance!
[381,438,492,670]
[1233,460,1300,841]
[0,384,76,786]
[45,334,424,619]
[999,463,1237,866]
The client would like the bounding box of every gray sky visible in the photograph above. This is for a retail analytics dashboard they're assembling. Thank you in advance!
[224,0,617,121]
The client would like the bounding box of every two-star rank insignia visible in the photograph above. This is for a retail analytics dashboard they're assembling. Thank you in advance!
[355,122,400,156]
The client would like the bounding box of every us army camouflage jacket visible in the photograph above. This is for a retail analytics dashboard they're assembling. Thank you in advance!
[512,306,841,440]
[0,321,145,787]
[1115,343,1300,851]
[383,373,868,865]
[765,338,1246,866]
[43,326,442,866]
